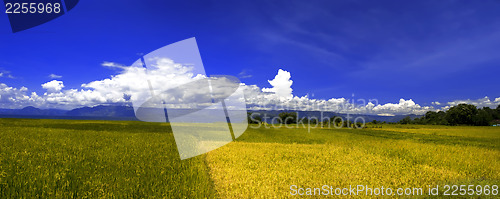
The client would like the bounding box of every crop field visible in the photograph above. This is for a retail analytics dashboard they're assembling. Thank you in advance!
[0,118,499,198]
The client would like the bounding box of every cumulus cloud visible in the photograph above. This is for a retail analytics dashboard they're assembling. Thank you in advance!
[1,59,499,115]
[446,96,499,108]
[0,83,40,109]
[261,69,293,99]
[48,74,62,79]
[371,99,434,115]
[432,101,441,105]
[2,58,217,110]
[241,70,434,115]
[56,57,209,109]
[42,80,65,93]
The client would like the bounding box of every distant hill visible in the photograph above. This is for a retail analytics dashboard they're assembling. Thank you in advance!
[0,106,67,116]
[0,105,421,123]
[0,105,136,120]
[66,105,135,117]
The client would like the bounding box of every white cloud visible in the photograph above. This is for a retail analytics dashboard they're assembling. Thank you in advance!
[242,71,435,115]
[261,69,293,99]
[1,60,499,115]
[49,74,62,79]
[102,61,127,69]
[47,64,447,115]
[246,83,434,115]
[378,113,395,117]
[42,80,64,93]
[1,58,212,110]
[238,70,253,79]
[0,83,40,109]
[41,57,209,109]
[0,71,14,79]
[371,98,433,115]
[446,96,499,108]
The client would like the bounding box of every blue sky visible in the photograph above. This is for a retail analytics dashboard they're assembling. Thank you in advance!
[0,0,499,114]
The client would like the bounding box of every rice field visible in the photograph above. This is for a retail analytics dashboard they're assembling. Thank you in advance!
[0,118,499,198]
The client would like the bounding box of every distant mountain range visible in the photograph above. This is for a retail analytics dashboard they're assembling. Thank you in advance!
[0,106,67,116]
[0,106,136,120]
[0,105,421,123]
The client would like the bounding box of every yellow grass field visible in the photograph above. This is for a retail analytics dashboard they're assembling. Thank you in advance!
[0,119,499,198]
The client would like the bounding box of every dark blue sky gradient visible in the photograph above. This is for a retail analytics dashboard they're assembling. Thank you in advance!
[1,0,499,106]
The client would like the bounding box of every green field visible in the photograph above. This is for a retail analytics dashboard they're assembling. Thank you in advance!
[0,118,499,198]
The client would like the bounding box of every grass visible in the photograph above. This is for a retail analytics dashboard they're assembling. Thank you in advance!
[0,119,215,198]
[209,125,499,198]
[0,119,499,198]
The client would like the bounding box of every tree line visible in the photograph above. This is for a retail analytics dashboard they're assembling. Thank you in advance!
[247,104,500,127]
[399,104,500,126]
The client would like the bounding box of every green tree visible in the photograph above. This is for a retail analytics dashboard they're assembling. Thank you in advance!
[445,104,478,125]
[247,112,262,124]
[399,116,412,124]
[473,108,493,126]
[496,105,500,119]
[482,107,498,120]
[421,110,448,125]
[278,112,297,124]
[436,111,448,125]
